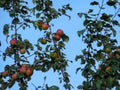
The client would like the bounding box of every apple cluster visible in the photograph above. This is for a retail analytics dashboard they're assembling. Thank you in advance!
[6,38,33,56]
[53,29,64,41]
[20,64,33,77]
[37,20,49,30]
[1,64,33,81]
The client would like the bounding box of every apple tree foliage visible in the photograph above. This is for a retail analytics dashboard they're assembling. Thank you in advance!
[1,0,120,90]
[0,0,72,90]
[76,0,120,90]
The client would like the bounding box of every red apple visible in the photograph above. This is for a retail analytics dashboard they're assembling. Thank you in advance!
[2,71,8,77]
[10,38,17,46]
[26,68,33,76]
[53,34,60,41]
[20,67,26,74]
[56,29,64,36]
[12,73,17,80]
[42,23,49,30]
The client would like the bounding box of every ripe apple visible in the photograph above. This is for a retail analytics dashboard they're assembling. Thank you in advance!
[20,67,26,74]
[20,49,26,54]
[53,34,60,41]
[42,23,49,30]
[10,38,17,46]
[41,38,47,44]
[56,29,64,36]
[12,73,17,80]
[2,71,8,77]
[26,68,33,76]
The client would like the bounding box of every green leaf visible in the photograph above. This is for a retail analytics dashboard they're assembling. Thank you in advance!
[61,34,69,42]
[88,9,93,13]
[77,29,85,37]
[90,1,99,5]
[116,86,120,90]
[95,80,102,89]
[3,24,9,35]
[77,85,83,89]
[112,20,120,26]
[36,13,40,18]
[107,1,116,6]
[12,18,19,24]
[48,86,59,90]
[76,67,81,74]
[78,13,83,18]
[0,1,6,7]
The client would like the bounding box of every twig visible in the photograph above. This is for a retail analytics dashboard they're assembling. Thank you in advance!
[96,0,105,20]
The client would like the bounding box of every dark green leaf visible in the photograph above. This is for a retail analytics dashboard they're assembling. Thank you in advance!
[116,86,120,90]
[95,80,102,89]
[76,67,81,74]
[61,34,69,42]
[77,29,85,37]
[112,20,120,26]
[77,85,83,89]
[107,1,116,6]
[78,13,83,18]
[3,24,9,35]
[36,13,40,18]
[88,9,93,13]
[12,18,19,24]
[90,1,99,5]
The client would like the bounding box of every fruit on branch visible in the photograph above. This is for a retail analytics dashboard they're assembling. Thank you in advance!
[20,67,26,74]
[10,38,17,46]
[42,23,49,30]
[105,66,111,72]
[41,38,47,45]
[56,29,64,36]
[12,73,17,80]
[105,48,112,53]
[53,34,61,41]
[2,71,8,77]
[20,49,26,54]
[26,68,33,76]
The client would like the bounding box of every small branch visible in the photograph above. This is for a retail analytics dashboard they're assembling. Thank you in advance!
[25,53,35,58]
[96,0,105,20]
[16,22,25,30]
[111,7,120,21]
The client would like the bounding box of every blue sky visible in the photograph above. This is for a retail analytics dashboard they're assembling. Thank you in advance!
[0,0,120,90]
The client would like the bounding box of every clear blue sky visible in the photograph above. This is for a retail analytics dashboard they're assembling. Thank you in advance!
[0,0,120,90]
